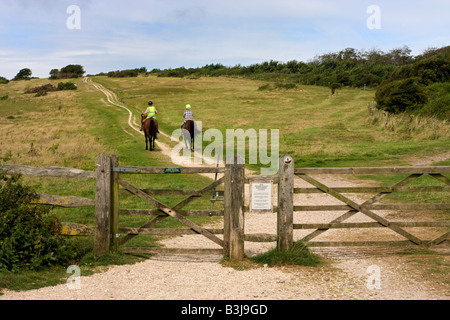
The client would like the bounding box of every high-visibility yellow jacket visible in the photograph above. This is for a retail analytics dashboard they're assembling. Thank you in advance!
[146,106,156,119]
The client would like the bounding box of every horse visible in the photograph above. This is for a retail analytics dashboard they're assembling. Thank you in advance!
[182,120,195,152]
[141,114,157,151]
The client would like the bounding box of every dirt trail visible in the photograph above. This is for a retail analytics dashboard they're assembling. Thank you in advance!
[1,79,448,300]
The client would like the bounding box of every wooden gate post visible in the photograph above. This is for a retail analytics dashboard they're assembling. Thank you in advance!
[94,153,113,257]
[224,154,245,260]
[110,155,119,252]
[277,154,294,251]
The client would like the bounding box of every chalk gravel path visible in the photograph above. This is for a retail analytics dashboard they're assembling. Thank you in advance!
[1,79,449,300]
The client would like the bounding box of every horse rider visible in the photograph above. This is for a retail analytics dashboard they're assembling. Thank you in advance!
[141,101,159,133]
[181,104,194,129]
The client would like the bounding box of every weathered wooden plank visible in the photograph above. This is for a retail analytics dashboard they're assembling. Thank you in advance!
[294,203,450,211]
[35,193,94,207]
[277,154,294,251]
[60,222,94,236]
[294,221,450,229]
[120,247,224,255]
[120,181,224,197]
[94,153,112,257]
[305,240,418,247]
[224,155,245,260]
[3,164,95,178]
[113,166,225,174]
[118,178,225,248]
[118,227,223,235]
[119,209,224,216]
[294,166,450,175]
[429,173,450,185]
[245,233,277,242]
[427,231,450,246]
[294,186,450,194]
[111,155,119,252]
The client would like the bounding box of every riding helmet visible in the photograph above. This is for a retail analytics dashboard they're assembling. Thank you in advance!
[148,101,153,105]
[186,104,191,109]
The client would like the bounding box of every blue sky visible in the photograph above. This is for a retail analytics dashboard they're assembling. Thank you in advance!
[1,0,450,79]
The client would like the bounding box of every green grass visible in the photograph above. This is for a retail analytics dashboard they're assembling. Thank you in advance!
[250,242,323,267]
[92,75,450,170]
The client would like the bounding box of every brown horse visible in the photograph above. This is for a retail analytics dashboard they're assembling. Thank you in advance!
[141,114,157,151]
[182,120,195,152]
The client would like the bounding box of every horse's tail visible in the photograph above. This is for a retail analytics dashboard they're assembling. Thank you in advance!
[150,119,157,138]
[189,120,195,139]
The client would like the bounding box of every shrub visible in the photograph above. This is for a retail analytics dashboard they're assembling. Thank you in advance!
[375,78,428,113]
[24,84,56,95]
[57,82,77,91]
[0,169,76,272]
[418,82,450,120]
[0,77,9,84]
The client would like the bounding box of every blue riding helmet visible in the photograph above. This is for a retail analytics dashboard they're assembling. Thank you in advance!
[148,101,153,105]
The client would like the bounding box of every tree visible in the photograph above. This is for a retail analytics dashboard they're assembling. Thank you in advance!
[49,69,60,79]
[60,64,85,77]
[13,68,32,81]
[49,65,85,79]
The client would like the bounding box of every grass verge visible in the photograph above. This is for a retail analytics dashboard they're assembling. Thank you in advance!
[250,242,323,267]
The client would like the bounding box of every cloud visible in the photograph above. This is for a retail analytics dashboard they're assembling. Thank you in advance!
[1,1,449,79]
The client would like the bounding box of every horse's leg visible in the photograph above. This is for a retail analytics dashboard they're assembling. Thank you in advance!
[145,134,149,150]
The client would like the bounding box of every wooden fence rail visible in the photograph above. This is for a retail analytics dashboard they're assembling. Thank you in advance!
[2,163,96,236]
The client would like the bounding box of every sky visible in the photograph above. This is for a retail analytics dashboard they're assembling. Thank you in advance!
[1,0,450,79]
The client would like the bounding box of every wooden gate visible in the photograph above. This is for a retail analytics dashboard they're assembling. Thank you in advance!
[277,154,450,249]
[94,153,245,260]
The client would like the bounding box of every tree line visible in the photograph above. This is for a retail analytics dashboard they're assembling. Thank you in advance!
[146,45,450,120]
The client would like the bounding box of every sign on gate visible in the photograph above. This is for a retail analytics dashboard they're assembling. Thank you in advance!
[249,177,273,213]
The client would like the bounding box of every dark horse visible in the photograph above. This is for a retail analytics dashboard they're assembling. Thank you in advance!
[141,114,157,151]
[182,120,195,152]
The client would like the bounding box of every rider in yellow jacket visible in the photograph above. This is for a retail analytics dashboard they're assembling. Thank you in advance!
[141,101,159,133]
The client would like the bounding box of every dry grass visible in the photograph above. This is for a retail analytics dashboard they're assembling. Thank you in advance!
[0,79,106,168]
[367,104,450,140]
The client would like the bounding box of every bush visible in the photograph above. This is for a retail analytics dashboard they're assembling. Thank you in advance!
[418,82,450,120]
[375,78,428,113]
[57,82,77,91]
[0,169,76,272]
[24,84,56,95]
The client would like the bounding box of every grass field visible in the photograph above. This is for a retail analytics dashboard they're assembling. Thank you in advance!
[0,75,449,292]
[92,75,450,169]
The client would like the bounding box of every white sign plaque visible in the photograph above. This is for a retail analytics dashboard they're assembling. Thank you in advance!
[249,178,273,213]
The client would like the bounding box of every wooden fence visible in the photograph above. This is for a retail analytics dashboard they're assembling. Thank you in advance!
[3,153,449,261]
[276,154,450,249]
[2,163,96,236]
